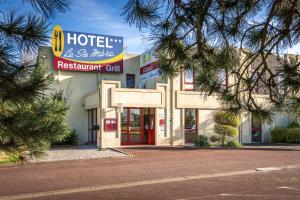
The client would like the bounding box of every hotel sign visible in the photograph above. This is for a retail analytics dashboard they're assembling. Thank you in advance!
[51,25,123,73]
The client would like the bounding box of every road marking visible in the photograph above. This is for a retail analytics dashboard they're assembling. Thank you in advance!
[0,164,299,200]
[220,194,300,198]
[277,186,300,191]
[255,167,285,172]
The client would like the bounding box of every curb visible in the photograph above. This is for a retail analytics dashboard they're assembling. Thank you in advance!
[108,147,133,157]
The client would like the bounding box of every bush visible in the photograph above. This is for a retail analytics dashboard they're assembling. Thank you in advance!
[271,127,287,143]
[271,127,300,144]
[210,135,222,143]
[214,111,240,127]
[52,130,78,146]
[225,140,244,148]
[194,135,209,147]
[214,124,239,138]
[286,121,300,128]
[286,128,300,144]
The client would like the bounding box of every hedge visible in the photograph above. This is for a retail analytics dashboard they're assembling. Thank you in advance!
[271,127,287,143]
[271,127,300,144]
[286,128,300,144]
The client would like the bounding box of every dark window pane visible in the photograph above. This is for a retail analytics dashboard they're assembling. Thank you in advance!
[126,74,135,88]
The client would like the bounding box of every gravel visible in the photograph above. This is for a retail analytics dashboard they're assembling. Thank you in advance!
[31,145,126,162]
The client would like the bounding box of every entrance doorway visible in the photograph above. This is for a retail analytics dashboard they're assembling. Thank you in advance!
[251,117,262,142]
[184,109,198,143]
[121,108,155,145]
[88,108,97,144]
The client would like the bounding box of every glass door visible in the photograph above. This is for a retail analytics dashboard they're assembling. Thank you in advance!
[129,108,143,144]
[121,108,155,145]
[121,108,144,145]
[184,109,197,143]
[251,117,262,142]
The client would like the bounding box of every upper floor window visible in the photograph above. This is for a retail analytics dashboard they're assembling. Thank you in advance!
[277,72,285,95]
[218,69,228,89]
[184,68,195,91]
[126,74,135,88]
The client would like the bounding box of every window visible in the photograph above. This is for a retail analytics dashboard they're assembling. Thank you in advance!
[126,74,135,88]
[277,72,285,95]
[252,71,259,93]
[184,68,195,90]
[218,69,228,89]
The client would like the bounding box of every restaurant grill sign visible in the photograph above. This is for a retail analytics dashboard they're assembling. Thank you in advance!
[51,25,123,73]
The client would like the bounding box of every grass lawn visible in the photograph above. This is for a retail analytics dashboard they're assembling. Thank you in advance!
[0,151,20,164]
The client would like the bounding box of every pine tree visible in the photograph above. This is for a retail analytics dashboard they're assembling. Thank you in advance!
[122,0,300,121]
[0,0,71,160]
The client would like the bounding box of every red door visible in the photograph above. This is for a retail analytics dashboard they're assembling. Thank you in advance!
[121,108,155,145]
[147,108,155,145]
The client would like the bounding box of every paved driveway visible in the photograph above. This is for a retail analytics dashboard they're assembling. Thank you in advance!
[0,147,299,199]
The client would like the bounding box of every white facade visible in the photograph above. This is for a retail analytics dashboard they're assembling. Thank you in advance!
[39,46,291,147]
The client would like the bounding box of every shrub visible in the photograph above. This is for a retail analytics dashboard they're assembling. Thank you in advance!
[210,135,222,143]
[194,135,209,147]
[213,111,240,146]
[271,127,287,143]
[52,130,78,146]
[286,121,300,128]
[214,111,240,127]
[225,140,244,148]
[286,128,300,144]
[214,124,239,138]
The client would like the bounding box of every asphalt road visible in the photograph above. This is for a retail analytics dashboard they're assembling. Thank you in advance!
[0,147,299,199]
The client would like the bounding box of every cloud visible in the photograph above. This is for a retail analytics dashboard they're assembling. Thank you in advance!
[55,0,149,54]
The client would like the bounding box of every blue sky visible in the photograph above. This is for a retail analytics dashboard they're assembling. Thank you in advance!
[1,0,300,55]
[0,0,151,54]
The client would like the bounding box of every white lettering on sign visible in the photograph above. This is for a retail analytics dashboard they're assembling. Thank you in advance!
[67,33,115,48]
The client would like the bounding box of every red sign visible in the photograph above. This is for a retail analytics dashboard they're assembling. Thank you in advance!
[104,118,117,131]
[54,56,123,73]
[140,61,159,75]
[159,119,165,126]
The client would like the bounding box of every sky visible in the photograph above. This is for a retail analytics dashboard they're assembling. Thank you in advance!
[0,0,151,54]
[1,0,300,55]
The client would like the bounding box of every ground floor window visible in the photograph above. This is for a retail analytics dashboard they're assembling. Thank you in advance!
[251,117,262,142]
[121,108,155,145]
[184,109,198,143]
[88,108,97,144]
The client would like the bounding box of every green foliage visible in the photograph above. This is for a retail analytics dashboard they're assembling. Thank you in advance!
[194,135,209,147]
[214,111,241,127]
[52,130,78,146]
[122,0,300,120]
[212,111,240,146]
[0,89,71,159]
[286,121,300,128]
[0,151,20,164]
[0,0,71,160]
[225,140,244,149]
[271,127,287,143]
[286,129,300,144]
[209,135,222,143]
[214,124,239,138]
[271,127,300,144]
